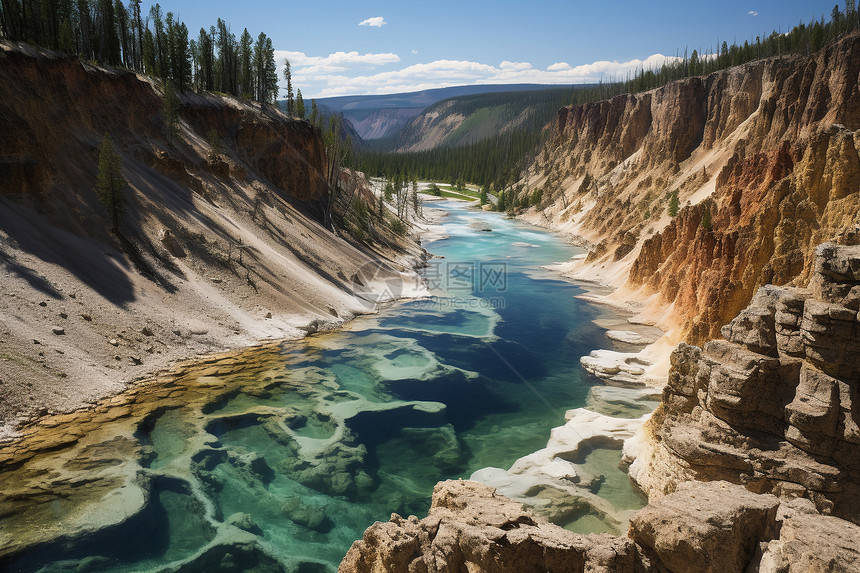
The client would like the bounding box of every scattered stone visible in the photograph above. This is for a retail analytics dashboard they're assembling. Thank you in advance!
[580,349,652,386]
[606,330,658,345]
[32,339,40,345]
[264,312,272,319]
[80,314,92,322]
[130,356,142,365]
[52,327,65,335]
[58,312,67,319]
[141,327,153,337]
[38,301,47,307]
[226,513,262,535]
[187,322,209,335]
[210,277,223,284]
[114,355,121,361]
[159,229,186,258]
[109,339,118,347]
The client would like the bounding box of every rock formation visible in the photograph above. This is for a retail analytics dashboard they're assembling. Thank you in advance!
[340,479,860,573]
[522,32,860,346]
[630,243,860,523]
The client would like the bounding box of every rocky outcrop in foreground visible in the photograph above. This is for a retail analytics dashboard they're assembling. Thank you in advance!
[340,479,860,573]
[630,243,860,523]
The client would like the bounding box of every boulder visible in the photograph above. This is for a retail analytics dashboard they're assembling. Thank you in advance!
[628,481,779,573]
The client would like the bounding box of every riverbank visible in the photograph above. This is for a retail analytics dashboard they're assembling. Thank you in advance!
[0,216,429,442]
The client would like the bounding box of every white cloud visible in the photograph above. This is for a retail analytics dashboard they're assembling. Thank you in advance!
[304,53,680,98]
[748,10,758,16]
[411,49,419,55]
[276,50,400,74]
[359,16,386,27]
[500,61,532,70]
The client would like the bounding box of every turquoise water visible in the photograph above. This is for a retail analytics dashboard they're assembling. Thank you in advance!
[1,201,642,572]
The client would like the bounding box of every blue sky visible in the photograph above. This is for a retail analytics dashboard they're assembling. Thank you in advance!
[146,1,842,98]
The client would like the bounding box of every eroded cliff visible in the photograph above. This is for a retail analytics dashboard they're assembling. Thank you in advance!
[630,243,860,524]
[522,32,860,345]
[0,41,424,434]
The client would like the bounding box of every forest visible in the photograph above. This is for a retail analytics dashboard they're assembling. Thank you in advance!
[0,0,279,102]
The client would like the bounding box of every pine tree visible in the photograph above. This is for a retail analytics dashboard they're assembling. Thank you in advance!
[142,27,155,74]
[295,88,305,119]
[238,28,252,98]
[309,99,319,127]
[264,35,277,103]
[96,133,126,233]
[283,58,294,115]
[149,3,165,76]
[667,190,680,217]
[163,79,180,138]
[175,22,191,91]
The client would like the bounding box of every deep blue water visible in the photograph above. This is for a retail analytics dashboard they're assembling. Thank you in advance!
[2,201,626,573]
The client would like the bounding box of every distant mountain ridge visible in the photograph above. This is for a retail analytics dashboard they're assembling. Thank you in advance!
[392,87,580,151]
[315,84,575,140]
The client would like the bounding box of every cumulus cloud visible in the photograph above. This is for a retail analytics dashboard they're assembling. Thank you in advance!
[306,53,679,98]
[500,61,532,70]
[748,10,758,16]
[411,49,418,55]
[359,16,386,27]
[276,50,400,74]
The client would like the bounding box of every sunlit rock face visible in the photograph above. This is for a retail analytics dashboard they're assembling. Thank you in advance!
[524,32,860,346]
[631,244,860,523]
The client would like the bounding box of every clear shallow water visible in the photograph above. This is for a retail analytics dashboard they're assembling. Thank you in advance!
[0,201,645,572]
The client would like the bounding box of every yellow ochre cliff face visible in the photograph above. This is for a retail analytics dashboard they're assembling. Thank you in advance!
[523,32,860,346]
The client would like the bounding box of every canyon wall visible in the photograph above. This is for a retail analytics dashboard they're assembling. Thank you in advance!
[630,243,860,524]
[0,41,423,433]
[522,32,860,345]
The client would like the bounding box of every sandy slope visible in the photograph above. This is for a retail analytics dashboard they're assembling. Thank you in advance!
[0,42,431,439]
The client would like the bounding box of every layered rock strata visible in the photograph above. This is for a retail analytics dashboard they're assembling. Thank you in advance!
[523,32,860,345]
[340,479,860,573]
[630,244,860,523]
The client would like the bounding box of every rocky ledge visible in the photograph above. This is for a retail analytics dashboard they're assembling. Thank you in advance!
[340,479,859,573]
[630,243,860,523]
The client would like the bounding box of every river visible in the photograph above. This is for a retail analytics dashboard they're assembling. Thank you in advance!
[0,200,649,572]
